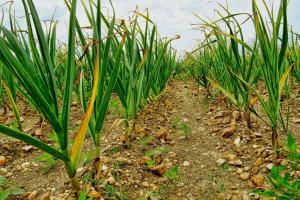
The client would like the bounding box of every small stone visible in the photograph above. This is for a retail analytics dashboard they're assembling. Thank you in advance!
[142,181,150,187]
[222,126,236,138]
[168,152,177,158]
[240,172,250,180]
[253,132,262,138]
[251,167,259,174]
[5,172,13,177]
[228,154,236,161]
[280,159,288,166]
[87,187,102,198]
[236,168,243,174]
[247,181,255,189]
[251,174,265,187]
[222,117,231,124]
[292,118,300,123]
[183,118,189,122]
[102,165,109,173]
[254,158,263,167]
[27,191,38,200]
[20,117,25,122]
[34,129,43,136]
[182,161,190,167]
[101,156,111,164]
[232,111,240,120]
[156,128,167,140]
[119,134,126,143]
[234,137,241,147]
[0,156,7,166]
[244,167,250,172]
[217,159,226,166]
[216,193,227,200]
[115,157,129,164]
[71,101,79,106]
[22,145,34,152]
[266,163,274,170]
[234,160,243,166]
[107,176,116,185]
[22,162,31,170]
[0,167,8,175]
[134,123,144,134]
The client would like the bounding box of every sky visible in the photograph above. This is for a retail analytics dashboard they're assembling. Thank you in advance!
[1,0,300,52]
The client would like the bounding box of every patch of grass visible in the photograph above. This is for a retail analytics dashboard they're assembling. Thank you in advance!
[145,159,156,168]
[83,172,95,184]
[217,182,226,193]
[112,162,123,169]
[171,116,181,129]
[164,166,179,182]
[102,182,128,200]
[219,163,230,175]
[170,116,192,138]
[145,146,169,158]
[108,99,123,116]
[78,191,93,200]
[137,135,154,146]
[34,153,57,175]
[159,184,167,192]
[111,146,120,154]
[179,123,192,138]
[255,133,300,199]
[0,176,24,200]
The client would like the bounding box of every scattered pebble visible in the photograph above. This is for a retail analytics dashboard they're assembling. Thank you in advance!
[0,156,7,166]
[27,190,38,200]
[182,161,190,167]
[251,174,265,186]
[266,163,274,170]
[254,158,263,167]
[22,145,34,152]
[217,159,226,166]
[234,137,241,147]
[0,167,8,175]
[22,162,31,170]
[107,176,116,185]
[240,172,250,180]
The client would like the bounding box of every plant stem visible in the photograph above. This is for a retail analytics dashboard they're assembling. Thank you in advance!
[272,127,279,148]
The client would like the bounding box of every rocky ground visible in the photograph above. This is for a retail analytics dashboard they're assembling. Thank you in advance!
[1,80,300,200]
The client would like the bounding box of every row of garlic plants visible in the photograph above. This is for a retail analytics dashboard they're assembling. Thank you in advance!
[0,0,177,190]
[184,0,291,148]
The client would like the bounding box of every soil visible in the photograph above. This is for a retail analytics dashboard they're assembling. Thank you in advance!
[1,79,300,200]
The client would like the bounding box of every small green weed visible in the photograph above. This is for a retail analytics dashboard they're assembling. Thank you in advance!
[78,191,93,200]
[34,153,57,175]
[137,136,154,146]
[171,116,181,129]
[145,146,169,158]
[0,176,24,200]
[164,166,179,182]
[254,133,300,199]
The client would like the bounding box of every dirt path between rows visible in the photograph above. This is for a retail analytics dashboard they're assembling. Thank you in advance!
[158,81,247,200]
